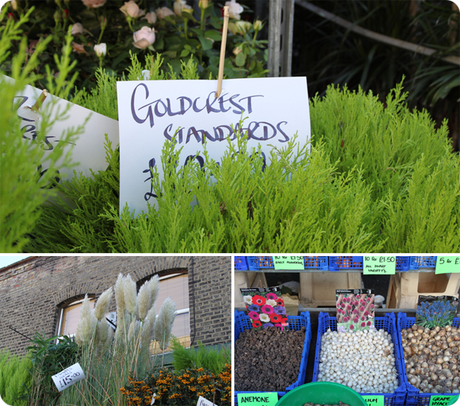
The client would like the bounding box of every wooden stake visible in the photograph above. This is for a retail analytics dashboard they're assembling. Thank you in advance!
[30,89,49,112]
[215,6,229,98]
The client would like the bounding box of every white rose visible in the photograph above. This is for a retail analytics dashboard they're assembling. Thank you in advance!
[225,0,243,20]
[71,22,84,36]
[94,43,107,57]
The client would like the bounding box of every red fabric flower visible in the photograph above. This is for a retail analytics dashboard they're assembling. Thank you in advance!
[269,313,282,323]
[276,298,284,306]
[252,295,266,306]
[252,320,262,328]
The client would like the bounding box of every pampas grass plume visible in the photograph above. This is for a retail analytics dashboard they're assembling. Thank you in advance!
[137,282,150,321]
[124,274,137,315]
[75,294,97,346]
[147,275,160,310]
[141,306,156,350]
[114,273,126,314]
[94,287,113,321]
[154,297,176,350]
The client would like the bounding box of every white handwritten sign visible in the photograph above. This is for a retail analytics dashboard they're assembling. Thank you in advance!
[117,77,310,214]
[3,76,119,183]
[51,362,85,391]
[197,396,217,406]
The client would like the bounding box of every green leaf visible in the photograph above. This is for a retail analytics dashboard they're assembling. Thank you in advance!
[197,35,214,51]
[204,30,222,41]
[180,49,190,57]
[235,51,246,67]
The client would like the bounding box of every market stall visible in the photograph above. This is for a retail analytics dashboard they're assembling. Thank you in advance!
[234,255,460,406]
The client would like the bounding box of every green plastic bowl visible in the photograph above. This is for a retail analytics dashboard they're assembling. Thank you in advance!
[447,395,460,405]
[275,382,368,406]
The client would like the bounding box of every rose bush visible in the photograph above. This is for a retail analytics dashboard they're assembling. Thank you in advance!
[1,0,267,90]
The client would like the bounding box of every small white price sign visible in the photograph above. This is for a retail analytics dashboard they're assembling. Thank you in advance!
[197,396,218,406]
[51,362,85,391]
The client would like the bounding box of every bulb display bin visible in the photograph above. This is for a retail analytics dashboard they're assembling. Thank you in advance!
[275,382,368,406]
[312,312,407,406]
[234,310,312,405]
[398,313,460,406]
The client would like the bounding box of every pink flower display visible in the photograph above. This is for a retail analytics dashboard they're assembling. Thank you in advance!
[133,26,156,49]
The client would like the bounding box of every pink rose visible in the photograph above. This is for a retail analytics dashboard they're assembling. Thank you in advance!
[120,0,145,18]
[71,23,84,36]
[156,6,174,19]
[225,0,243,20]
[133,26,156,49]
[142,11,157,24]
[81,0,106,9]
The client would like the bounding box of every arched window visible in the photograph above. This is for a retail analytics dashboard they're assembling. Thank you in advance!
[156,273,190,349]
[57,297,95,336]
[138,271,191,351]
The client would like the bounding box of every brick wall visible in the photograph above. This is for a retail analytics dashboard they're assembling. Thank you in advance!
[0,255,231,355]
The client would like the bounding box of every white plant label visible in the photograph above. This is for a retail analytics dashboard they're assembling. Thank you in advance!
[3,75,119,184]
[117,77,310,214]
[0,394,12,406]
[197,396,217,406]
[51,362,85,391]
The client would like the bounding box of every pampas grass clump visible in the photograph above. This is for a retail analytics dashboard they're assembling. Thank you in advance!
[59,273,177,405]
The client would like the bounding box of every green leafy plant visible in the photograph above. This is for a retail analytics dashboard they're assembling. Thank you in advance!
[24,57,459,253]
[0,349,32,406]
[0,8,84,253]
[170,339,230,375]
[26,333,81,406]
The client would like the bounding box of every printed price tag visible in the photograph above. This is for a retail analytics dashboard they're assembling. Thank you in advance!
[196,396,218,406]
[273,256,304,270]
[362,395,384,406]
[435,256,460,274]
[51,362,85,391]
[363,256,396,275]
[237,393,278,406]
[429,395,459,406]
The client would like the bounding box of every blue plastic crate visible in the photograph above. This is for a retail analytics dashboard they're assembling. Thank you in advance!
[312,312,407,406]
[398,313,460,406]
[234,256,249,270]
[234,310,312,405]
[409,256,437,270]
[329,256,411,272]
[328,256,364,271]
[247,256,328,271]
[395,256,411,272]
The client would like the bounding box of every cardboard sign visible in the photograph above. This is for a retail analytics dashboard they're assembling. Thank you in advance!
[117,77,310,214]
[436,256,460,274]
[429,395,459,406]
[362,395,384,406]
[236,393,278,406]
[363,256,396,275]
[3,76,119,183]
[273,256,304,270]
[51,362,85,391]
[197,396,217,406]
